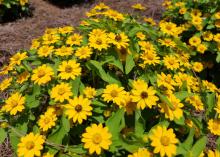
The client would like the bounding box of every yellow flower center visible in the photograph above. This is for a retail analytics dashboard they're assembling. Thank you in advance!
[58,88,65,95]
[65,66,73,73]
[37,70,46,78]
[165,25,172,31]
[141,91,148,99]
[110,90,118,97]
[92,133,102,144]
[168,59,175,65]
[213,122,219,130]
[120,48,127,55]
[96,39,103,45]
[160,136,170,146]
[11,100,18,108]
[115,35,122,41]
[146,53,154,60]
[25,141,35,150]
[13,55,21,61]
[44,117,51,124]
[75,104,82,112]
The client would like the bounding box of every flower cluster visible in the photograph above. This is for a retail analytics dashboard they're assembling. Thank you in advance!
[0,2,220,157]
[0,0,29,20]
[162,0,220,84]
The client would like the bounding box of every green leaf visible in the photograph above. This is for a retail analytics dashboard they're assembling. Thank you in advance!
[157,91,174,109]
[205,93,216,116]
[47,116,70,154]
[190,136,207,157]
[175,91,194,101]
[182,128,195,151]
[216,137,220,150]
[87,60,121,85]
[106,109,125,151]
[70,77,81,96]
[9,131,20,153]
[106,109,125,138]
[134,110,145,137]
[25,95,40,108]
[216,52,220,63]
[0,128,7,144]
[174,116,185,126]
[125,54,135,75]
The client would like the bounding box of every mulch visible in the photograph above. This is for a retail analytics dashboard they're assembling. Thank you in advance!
[0,0,163,55]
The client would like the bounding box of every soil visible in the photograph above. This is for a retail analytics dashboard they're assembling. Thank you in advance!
[0,0,163,55]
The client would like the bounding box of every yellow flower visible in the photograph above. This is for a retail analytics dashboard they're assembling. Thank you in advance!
[0,65,13,76]
[17,71,30,84]
[10,52,27,66]
[58,60,81,80]
[50,83,72,102]
[38,112,57,132]
[202,80,218,92]
[197,44,207,54]
[0,77,12,92]
[140,51,160,66]
[17,133,45,157]
[136,32,145,40]
[103,9,124,21]
[186,95,204,111]
[208,119,220,136]
[89,29,110,51]
[132,3,146,10]
[42,33,60,45]
[124,94,137,115]
[203,31,213,41]
[1,92,25,115]
[82,124,112,155]
[83,87,96,99]
[214,33,220,43]
[93,3,110,10]
[131,80,158,109]
[207,149,220,157]
[179,7,187,15]
[138,41,156,52]
[37,46,54,57]
[159,22,181,36]
[158,38,176,48]
[58,26,74,34]
[66,33,83,46]
[191,9,202,17]
[189,36,201,46]
[75,46,93,59]
[163,55,180,70]
[157,73,176,91]
[108,32,129,49]
[144,17,156,26]
[192,16,202,25]
[192,62,204,72]
[102,84,127,107]
[215,20,220,28]
[215,12,220,19]
[55,46,73,57]
[65,96,92,124]
[42,152,54,157]
[31,64,54,85]
[149,125,178,157]
[116,47,131,62]
[159,94,184,121]
[20,0,28,6]
[128,148,152,157]
[214,95,220,118]
[31,38,40,50]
